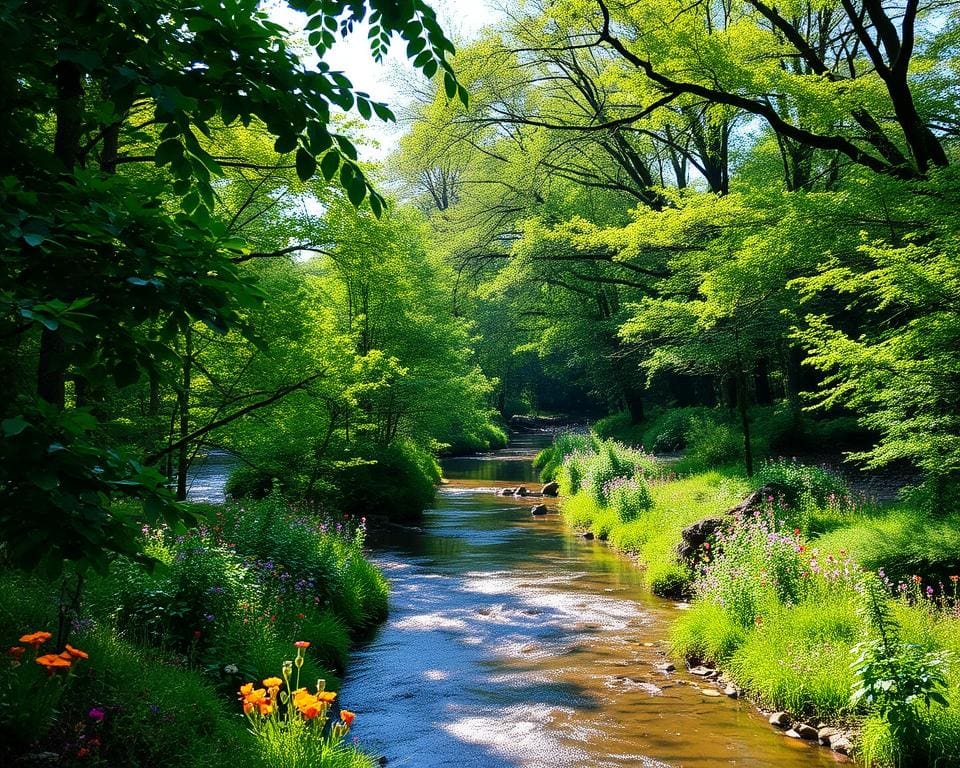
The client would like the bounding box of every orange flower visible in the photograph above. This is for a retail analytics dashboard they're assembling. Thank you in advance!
[8,646,25,658]
[19,631,52,648]
[36,654,71,668]
[340,710,355,727]
[239,683,254,699]
[64,644,89,660]
[300,703,322,719]
[262,677,282,688]
[294,641,310,649]
[316,690,337,703]
[257,700,274,716]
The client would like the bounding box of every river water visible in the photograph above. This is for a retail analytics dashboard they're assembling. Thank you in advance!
[340,434,844,768]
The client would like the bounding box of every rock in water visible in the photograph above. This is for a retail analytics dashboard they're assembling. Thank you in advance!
[515,486,529,497]
[769,712,792,729]
[582,531,595,540]
[541,481,560,496]
[531,504,548,516]
[817,726,839,745]
[795,723,818,740]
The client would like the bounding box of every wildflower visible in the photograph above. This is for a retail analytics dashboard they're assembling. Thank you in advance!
[64,644,88,660]
[8,646,25,658]
[36,653,71,669]
[262,676,283,689]
[77,747,90,759]
[239,682,255,699]
[951,575,959,583]
[88,708,105,722]
[926,586,935,597]
[19,631,52,648]
[340,710,355,727]
[294,640,310,649]
[913,574,923,584]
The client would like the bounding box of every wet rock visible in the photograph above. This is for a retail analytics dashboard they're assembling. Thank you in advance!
[531,504,548,516]
[702,688,722,697]
[784,729,802,739]
[688,665,714,676]
[542,481,560,496]
[724,685,739,698]
[817,726,839,745]
[830,735,853,755]
[582,531,595,540]
[769,711,792,729]
[499,488,516,496]
[795,723,818,741]
[514,486,529,497]
[656,662,676,673]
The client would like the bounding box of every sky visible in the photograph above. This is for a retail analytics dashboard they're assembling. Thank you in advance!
[269,0,504,158]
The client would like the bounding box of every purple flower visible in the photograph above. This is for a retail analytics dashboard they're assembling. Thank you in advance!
[88,708,105,722]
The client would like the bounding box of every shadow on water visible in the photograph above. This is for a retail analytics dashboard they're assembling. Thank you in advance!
[342,433,847,768]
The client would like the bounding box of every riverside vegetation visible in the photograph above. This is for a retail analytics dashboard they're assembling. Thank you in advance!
[537,420,960,767]
[4,0,960,766]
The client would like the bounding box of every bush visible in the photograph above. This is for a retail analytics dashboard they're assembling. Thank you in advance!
[583,441,658,506]
[558,451,591,496]
[534,431,595,482]
[334,440,439,522]
[593,412,645,446]
[679,417,742,472]
[608,477,654,523]
[755,459,850,508]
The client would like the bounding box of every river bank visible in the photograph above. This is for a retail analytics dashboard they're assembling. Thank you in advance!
[540,433,960,767]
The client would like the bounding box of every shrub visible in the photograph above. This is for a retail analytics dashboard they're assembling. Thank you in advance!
[333,440,439,522]
[593,412,645,446]
[583,441,658,505]
[608,477,654,523]
[681,416,742,471]
[535,431,595,482]
[558,451,592,496]
[755,459,850,508]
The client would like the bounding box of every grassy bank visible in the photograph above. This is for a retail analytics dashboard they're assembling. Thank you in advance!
[0,492,386,768]
[542,431,960,767]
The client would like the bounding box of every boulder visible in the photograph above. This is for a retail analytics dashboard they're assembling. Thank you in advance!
[688,665,714,676]
[541,481,560,497]
[514,486,529,497]
[795,723,818,741]
[677,517,726,563]
[817,727,839,745]
[784,729,802,739]
[702,688,722,697]
[500,488,516,496]
[531,504,548,516]
[830,735,853,755]
[582,531,595,540]
[724,685,739,698]
[769,712,791,729]
[656,662,676,673]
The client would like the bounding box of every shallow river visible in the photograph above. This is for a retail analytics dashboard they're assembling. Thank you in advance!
[340,434,844,768]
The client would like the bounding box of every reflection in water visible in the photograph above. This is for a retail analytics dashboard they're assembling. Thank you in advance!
[341,433,842,767]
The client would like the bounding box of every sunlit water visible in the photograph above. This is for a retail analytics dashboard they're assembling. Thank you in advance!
[340,434,845,767]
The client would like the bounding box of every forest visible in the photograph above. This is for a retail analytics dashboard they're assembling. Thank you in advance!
[1,0,959,766]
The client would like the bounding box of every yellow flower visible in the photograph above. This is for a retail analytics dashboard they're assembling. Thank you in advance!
[262,676,282,688]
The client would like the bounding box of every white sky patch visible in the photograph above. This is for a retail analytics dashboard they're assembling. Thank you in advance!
[267,0,504,159]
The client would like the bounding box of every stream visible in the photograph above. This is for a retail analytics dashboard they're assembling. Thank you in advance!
[338,433,844,768]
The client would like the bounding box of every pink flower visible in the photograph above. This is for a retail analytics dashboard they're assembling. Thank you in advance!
[88,708,105,722]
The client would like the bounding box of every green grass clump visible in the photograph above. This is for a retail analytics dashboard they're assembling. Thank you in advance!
[727,600,859,718]
[671,600,747,663]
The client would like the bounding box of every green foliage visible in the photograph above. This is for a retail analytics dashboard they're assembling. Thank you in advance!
[851,576,952,764]
[583,441,658,506]
[755,459,849,509]
[534,430,595,482]
[333,441,440,522]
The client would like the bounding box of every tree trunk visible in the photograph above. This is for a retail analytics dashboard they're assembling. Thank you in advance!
[736,369,754,476]
[176,326,193,501]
